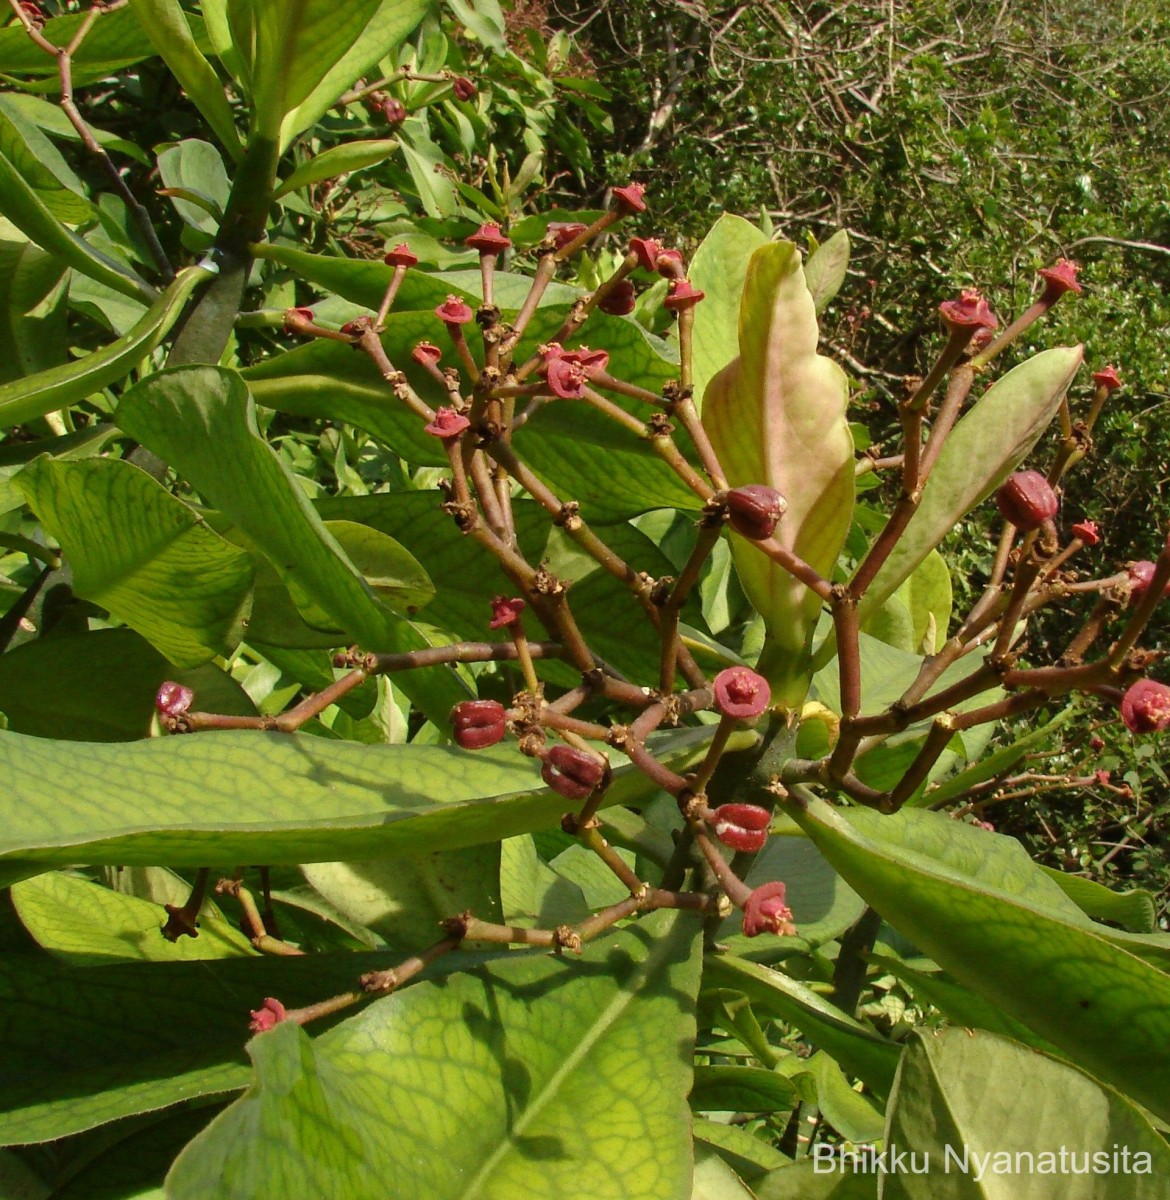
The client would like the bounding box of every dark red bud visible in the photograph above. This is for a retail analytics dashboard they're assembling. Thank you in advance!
[995,470,1058,531]
[938,288,998,331]
[1038,258,1082,300]
[742,881,796,938]
[381,97,407,126]
[541,744,606,800]
[1120,679,1170,734]
[17,2,44,26]
[339,318,371,339]
[1071,520,1099,546]
[1126,561,1170,603]
[629,236,663,272]
[411,341,443,367]
[282,306,315,335]
[711,804,771,853]
[451,699,508,749]
[663,279,705,311]
[1092,365,1122,391]
[726,485,787,540]
[384,243,418,268]
[713,667,771,720]
[1089,735,1105,752]
[465,223,511,255]
[435,296,474,326]
[452,76,477,102]
[548,221,588,249]
[489,596,526,629]
[248,997,288,1034]
[655,248,685,278]
[156,681,193,718]
[424,407,470,438]
[597,279,636,315]
[612,182,647,213]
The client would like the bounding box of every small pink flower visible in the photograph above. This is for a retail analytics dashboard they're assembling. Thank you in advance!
[424,407,470,438]
[1126,561,1170,603]
[1038,258,1082,300]
[451,700,507,750]
[465,223,511,255]
[489,596,526,629]
[411,342,443,367]
[548,221,587,249]
[381,97,407,125]
[1120,679,1170,733]
[598,279,636,315]
[1092,365,1122,391]
[655,248,685,278]
[544,355,588,399]
[612,182,647,214]
[452,76,477,102]
[938,289,998,331]
[561,347,610,377]
[629,236,663,272]
[435,296,474,326]
[742,882,796,938]
[663,279,705,312]
[711,804,771,853]
[384,243,418,268]
[248,997,287,1034]
[1071,520,1099,546]
[1094,769,1112,786]
[156,681,194,718]
[541,744,606,800]
[973,819,995,832]
[712,667,771,720]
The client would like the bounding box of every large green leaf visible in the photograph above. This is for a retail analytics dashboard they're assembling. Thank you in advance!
[754,1160,874,1199]
[803,230,850,314]
[883,1028,1170,1199]
[166,911,703,1200]
[0,723,717,874]
[274,138,400,197]
[0,102,92,224]
[779,792,1170,1121]
[702,241,855,704]
[858,347,1083,620]
[0,221,67,386]
[0,6,160,84]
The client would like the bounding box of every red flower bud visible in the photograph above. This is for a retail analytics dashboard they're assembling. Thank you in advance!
[938,288,998,331]
[248,997,288,1034]
[381,97,407,126]
[282,306,315,335]
[435,296,474,326]
[1126,561,1170,603]
[995,470,1058,531]
[465,223,511,256]
[17,2,45,26]
[597,279,636,315]
[411,341,443,367]
[973,819,995,833]
[1038,258,1082,301]
[663,279,705,312]
[726,484,787,540]
[655,248,685,278]
[156,681,193,718]
[711,804,771,853]
[629,236,663,272]
[451,699,508,749]
[452,76,477,102]
[1092,365,1122,392]
[1120,679,1170,734]
[742,881,796,938]
[384,243,418,268]
[548,221,587,249]
[1089,735,1105,752]
[541,744,606,800]
[424,407,470,438]
[713,667,771,720]
[339,318,370,339]
[612,182,647,214]
[489,595,526,629]
[1071,520,1099,546]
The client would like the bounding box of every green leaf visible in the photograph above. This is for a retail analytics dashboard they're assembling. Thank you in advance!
[500,834,591,928]
[752,1160,875,1200]
[858,347,1084,620]
[778,791,1170,1121]
[692,1148,759,1200]
[0,6,159,83]
[690,1064,797,1113]
[862,548,952,654]
[11,870,256,964]
[0,222,67,386]
[1040,867,1157,934]
[156,139,231,233]
[166,911,703,1200]
[803,230,850,314]
[323,519,434,614]
[125,0,244,159]
[0,263,212,428]
[446,0,507,52]
[702,241,855,705]
[883,1028,1170,1199]
[0,628,255,742]
[274,138,400,197]
[0,103,93,224]
[16,456,254,668]
[0,723,718,873]
[693,1118,790,1177]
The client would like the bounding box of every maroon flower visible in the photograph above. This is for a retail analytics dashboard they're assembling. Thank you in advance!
[156,681,193,719]
[598,279,636,315]
[384,243,418,268]
[612,182,647,214]
[1071,520,1100,546]
[451,699,508,750]
[465,223,511,255]
[381,98,407,126]
[995,471,1058,531]
[938,289,998,331]
[282,306,315,335]
[435,296,474,326]
[548,221,588,249]
[1038,258,1082,301]
[742,882,796,938]
[452,76,477,102]
[339,318,370,339]
[248,997,288,1034]
[544,355,588,399]
[1126,560,1170,603]
[711,804,771,853]
[655,248,685,278]
[1092,365,1122,392]
[1089,734,1105,752]
[663,279,705,312]
[629,236,663,272]
[424,407,470,438]
[541,744,606,800]
[712,667,771,720]
[17,2,45,26]
[726,485,787,541]
[1120,679,1170,734]
[489,596,526,629]
[561,347,610,377]
[411,341,443,367]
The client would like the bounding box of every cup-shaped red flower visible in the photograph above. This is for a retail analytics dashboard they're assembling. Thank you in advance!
[248,997,288,1034]
[663,279,705,311]
[282,306,315,335]
[541,744,606,800]
[629,236,663,272]
[726,485,787,540]
[489,595,526,628]
[1092,365,1122,391]
[548,221,587,249]
[1071,520,1100,546]
[598,279,636,315]
[995,470,1058,531]
[451,699,508,749]
[435,296,474,326]
[452,76,477,102]
[384,243,418,268]
[465,223,511,255]
[938,289,998,331]
[381,97,407,126]
[561,347,610,377]
[713,666,771,720]
[612,182,647,213]
[1038,258,1082,301]
[424,407,470,438]
[544,355,588,399]
[412,342,443,367]
[1120,679,1170,734]
[711,803,771,853]
[742,881,796,938]
[655,248,685,278]
[156,681,194,718]
[1126,561,1170,603]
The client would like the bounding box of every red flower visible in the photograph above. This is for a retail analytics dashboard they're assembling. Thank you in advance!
[629,236,663,272]
[17,3,45,27]
[424,407,470,438]
[1071,520,1099,546]
[541,744,606,800]
[938,289,998,331]
[598,279,636,315]
[726,485,787,541]
[451,699,507,750]
[544,355,588,399]
[381,97,407,126]
[1126,560,1170,603]
[711,804,771,853]
[435,296,474,326]
[561,346,610,377]
[712,667,771,720]
[548,222,588,249]
[1120,679,1170,734]
[612,182,647,214]
[655,248,685,278]
[282,307,315,335]
[412,342,443,367]
[489,596,526,629]
[663,279,705,312]
[384,243,418,268]
[248,997,288,1034]
[339,318,371,339]
[452,76,477,102]
[465,223,511,255]
[1038,258,1082,300]
[155,681,193,718]
[1092,365,1122,391]
[995,470,1058,531]
[742,882,796,938]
